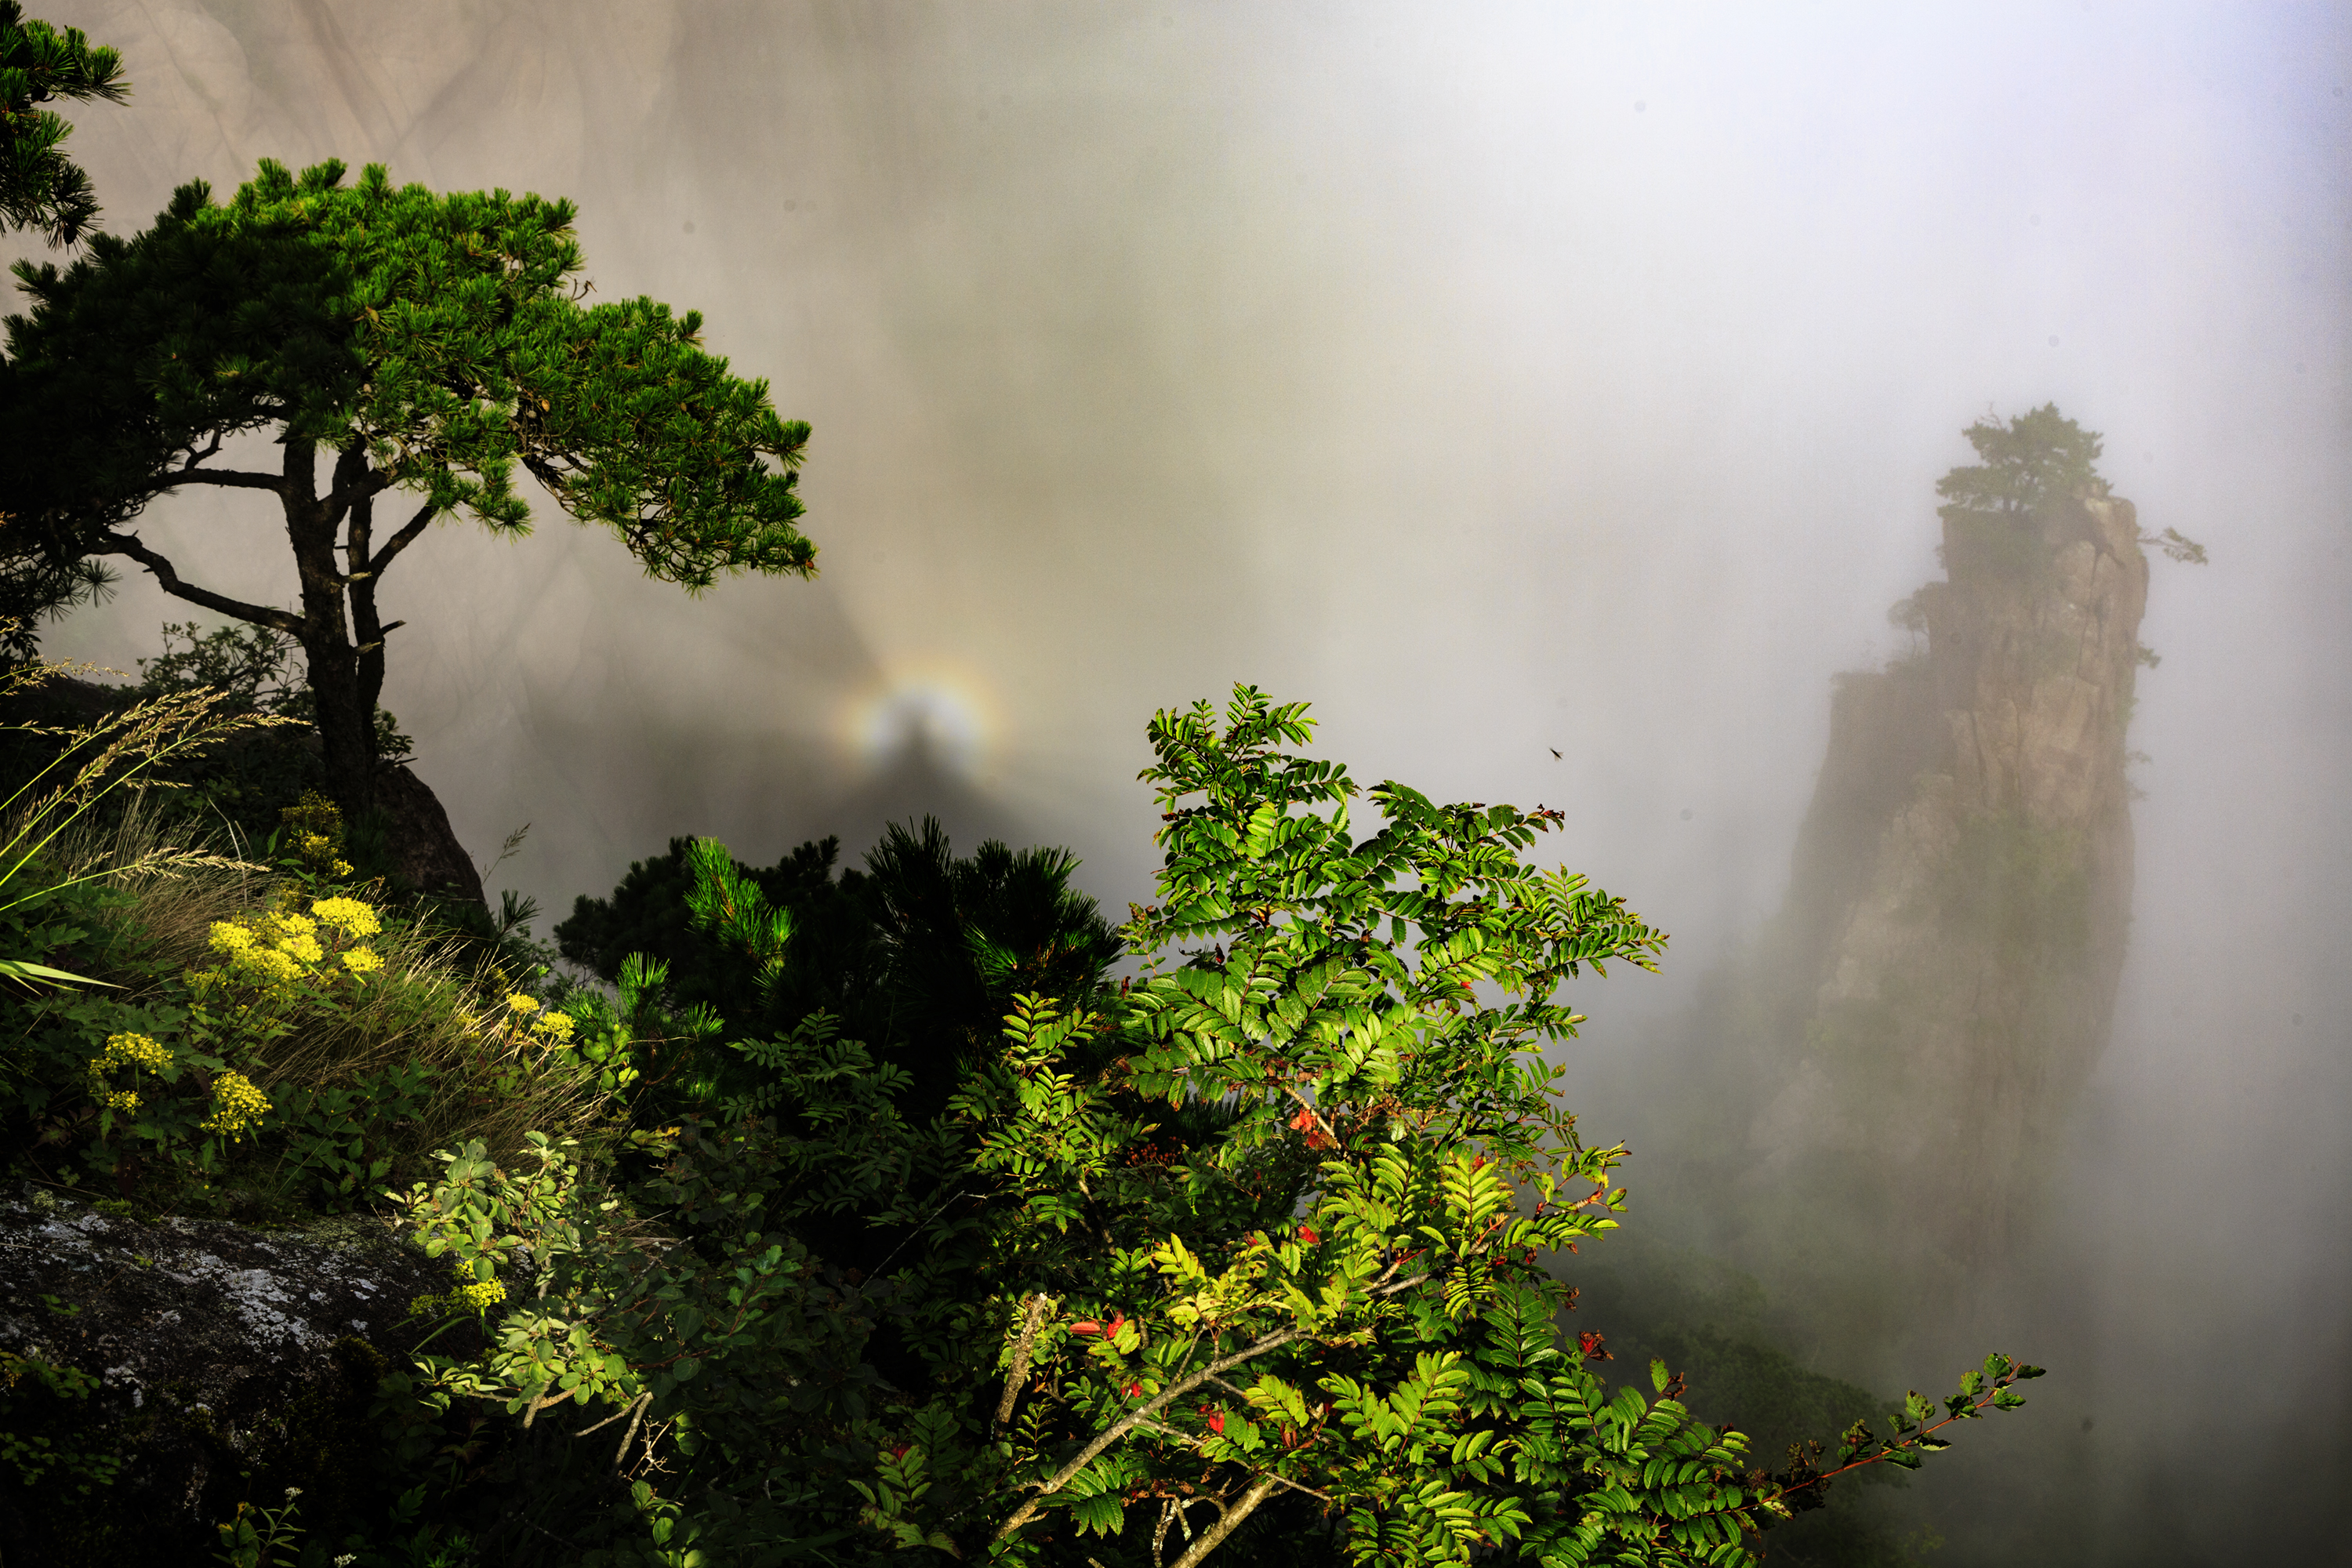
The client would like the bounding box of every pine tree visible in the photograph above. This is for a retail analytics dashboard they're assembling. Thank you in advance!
[0,158,815,822]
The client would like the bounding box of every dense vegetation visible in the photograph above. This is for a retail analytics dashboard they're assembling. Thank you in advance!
[0,14,2042,1563]
[0,670,2041,1566]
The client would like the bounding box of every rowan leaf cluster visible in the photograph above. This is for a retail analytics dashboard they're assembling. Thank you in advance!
[384,688,2038,1566]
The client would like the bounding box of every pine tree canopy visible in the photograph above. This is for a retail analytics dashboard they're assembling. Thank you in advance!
[2,158,815,587]
[0,2,128,247]
[1933,402,2104,524]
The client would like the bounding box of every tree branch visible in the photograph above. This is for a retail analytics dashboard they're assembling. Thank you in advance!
[991,1323,1312,1545]
[148,468,285,493]
[366,499,439,577]
[1167,1472,1281,1568]
[996,1294,1054,1431]
[93,532,302,635]
[323,445,390,533]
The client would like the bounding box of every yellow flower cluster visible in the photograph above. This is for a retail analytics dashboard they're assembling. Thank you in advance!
[310,897,381,938]
[456,1278,507,1312]
[505,992,575,1044]
[200,1069,272,1141]
[88,1031,174,1111]
[198,897,387,997]
[293,831,353,877]
[407,1269,510,1321]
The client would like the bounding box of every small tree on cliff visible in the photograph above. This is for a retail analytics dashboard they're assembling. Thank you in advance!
[1933,402,2104,525]
[0,158,814,820]
[1935,402,2205,566]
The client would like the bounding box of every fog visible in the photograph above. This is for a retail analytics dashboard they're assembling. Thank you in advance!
[12,3,2349,1561]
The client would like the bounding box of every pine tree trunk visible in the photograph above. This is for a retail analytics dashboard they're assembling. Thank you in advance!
[282,440,376,821]
[303,637,376,821]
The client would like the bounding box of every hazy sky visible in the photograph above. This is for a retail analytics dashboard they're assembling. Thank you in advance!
[12,4,2349,1559]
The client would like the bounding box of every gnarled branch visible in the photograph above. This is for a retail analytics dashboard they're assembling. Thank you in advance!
[148,467,284,494]
[93,531,302,635]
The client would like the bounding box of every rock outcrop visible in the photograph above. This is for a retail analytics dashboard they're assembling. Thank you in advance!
[0,1185,476,1566]
[1652,485,2151,1370]
[375,760,488,909]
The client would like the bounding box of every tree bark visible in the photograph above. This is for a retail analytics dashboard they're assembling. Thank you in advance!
[99,439,404,833]
[282,439,376,820]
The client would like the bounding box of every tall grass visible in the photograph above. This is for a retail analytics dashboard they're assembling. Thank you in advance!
[4,645,612,1198]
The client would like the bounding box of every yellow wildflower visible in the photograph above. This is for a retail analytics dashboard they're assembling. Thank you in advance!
[506,993,541,1015]
[207,921,256,955]
[229,945,304,988]
[94,1032,173,1074]
[89,1032,174,1114]
[529,1010,575,1043]
[200,1071,272,1142]
[274,929,324,964]
[310,897,381,938]
[456,1278,507,1312]
[340,946,384,979]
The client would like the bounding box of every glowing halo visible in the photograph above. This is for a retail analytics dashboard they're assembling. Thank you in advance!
[837,665,1002,780]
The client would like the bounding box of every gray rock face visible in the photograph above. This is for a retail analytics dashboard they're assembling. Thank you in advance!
[1678,491,2150,1374]
[0,1185,474,1564]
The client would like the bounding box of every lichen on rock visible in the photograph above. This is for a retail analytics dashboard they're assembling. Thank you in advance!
[0,1184,475,1566]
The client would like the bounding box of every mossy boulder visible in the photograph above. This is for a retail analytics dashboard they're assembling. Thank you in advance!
[0,1183,477,1565]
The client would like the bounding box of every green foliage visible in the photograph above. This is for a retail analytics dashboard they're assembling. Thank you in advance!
[1933,404,2105,584]
[0,669,2043,1566]
[212,1487,306,1568]
[2139,524,2208,566]
[384,687,2039,1566]
[557,818,1122,1128]
[0,798,614,1221]
[4,158,813,576]
[0,2,127,247]
[0,553,114,662]
[0,1347,125,1494]
[139,620,416,767]
[1933,404,2103,525]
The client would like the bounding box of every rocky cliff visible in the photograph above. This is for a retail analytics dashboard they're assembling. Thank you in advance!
[1651,478,2152,1373]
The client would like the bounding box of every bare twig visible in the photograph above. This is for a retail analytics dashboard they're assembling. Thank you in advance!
[996,1293,1053,1430]
[1167,1472,1281,1568]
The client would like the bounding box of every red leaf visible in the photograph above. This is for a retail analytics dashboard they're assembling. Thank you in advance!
[1070,1320,1102,1336]
[1207,1410,1225,1436]
[1298,1225,1320,1245]
[1578,1330,1613,1362]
